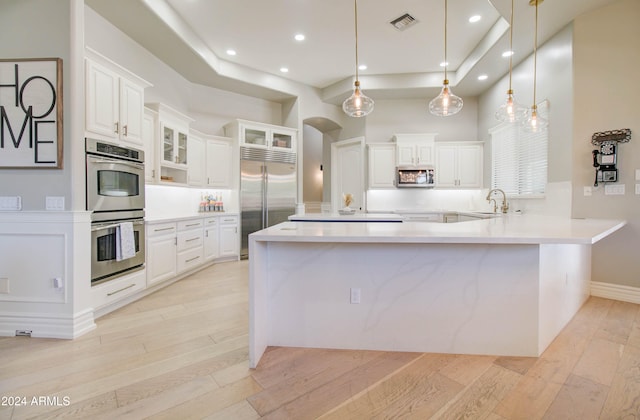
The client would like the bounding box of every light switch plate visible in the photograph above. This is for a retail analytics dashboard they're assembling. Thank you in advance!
[636,169,640,181]
[0,196,21,211]
[604,184,625,195]
[46,196,65,211]
[635,184,640,195]
[0,278,9,294]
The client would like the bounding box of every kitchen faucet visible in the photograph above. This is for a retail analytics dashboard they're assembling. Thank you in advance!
[486,188,509,213]
[489,198,497,213]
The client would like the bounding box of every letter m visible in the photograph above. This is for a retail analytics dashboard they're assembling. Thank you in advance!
[0,105,32,148]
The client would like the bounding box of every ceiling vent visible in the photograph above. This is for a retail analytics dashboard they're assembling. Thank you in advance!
[390,13,418,31]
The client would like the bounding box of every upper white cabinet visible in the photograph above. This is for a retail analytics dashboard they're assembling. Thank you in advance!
[187,130,206,187]
[146,103,194,185]
[85,48,151,147]
[142,107,157,182]
[393,134,436,167]
[205,135,234,188]
[224,119,297,154]
[368,143,396,189]
[435,142,483,188]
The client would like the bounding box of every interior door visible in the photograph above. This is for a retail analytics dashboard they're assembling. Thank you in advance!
[266,162,297,227]
[331,137,365,212]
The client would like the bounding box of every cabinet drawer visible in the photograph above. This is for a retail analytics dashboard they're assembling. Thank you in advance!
[219,215,238,225]
[177,247,204,273]
[91,269,146,309]
[178,219,203,231]
[147,222,176,237]
[204,217,218,226]
[177,229,203,251]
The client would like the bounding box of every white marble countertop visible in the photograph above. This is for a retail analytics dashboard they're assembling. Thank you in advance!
[251,214,626,245]
[288,213,403,222]
[146,212,238,224]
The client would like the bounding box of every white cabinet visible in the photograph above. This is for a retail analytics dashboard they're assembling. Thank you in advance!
[393,134,436,167]
[146,103,194,185]
[224,119,297,153]
[435,142,483,188]
[85,49,151,146]
[142,107,157,182]
[203,217,219,261]
[187,131,206,187]
[91,268,146,310]
[205,136,234,188]
[146,222,177,286]
[368,143,396,189]
[176,219,204,274]
[218,215,239,257]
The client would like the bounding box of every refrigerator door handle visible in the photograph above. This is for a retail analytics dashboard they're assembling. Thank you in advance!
[262,165,268,229]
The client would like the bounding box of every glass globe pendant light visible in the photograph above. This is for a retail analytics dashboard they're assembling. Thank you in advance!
[343,0,374,117]
[522,0,548,133]
[495,0,527,123]
[429,0,463,117]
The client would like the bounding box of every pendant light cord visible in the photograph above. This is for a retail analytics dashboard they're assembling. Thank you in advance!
[444,0,448,81]
[532,0,538,106]
[354,0,360,82]
[508,0,514,91]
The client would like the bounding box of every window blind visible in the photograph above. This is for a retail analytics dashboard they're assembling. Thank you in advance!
[490,106,548,196]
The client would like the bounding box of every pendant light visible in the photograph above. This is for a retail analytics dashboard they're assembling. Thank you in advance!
[343,0,374,118]
[429,0,463,117]
[495,0,527,123]
[522,0,548,133]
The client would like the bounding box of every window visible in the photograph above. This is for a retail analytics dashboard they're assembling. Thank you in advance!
[490,105,548,196]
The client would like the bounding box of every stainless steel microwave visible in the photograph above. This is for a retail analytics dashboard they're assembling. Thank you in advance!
[396,167,435,188]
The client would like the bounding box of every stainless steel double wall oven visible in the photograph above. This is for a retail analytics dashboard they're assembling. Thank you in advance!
[86,138,145,285]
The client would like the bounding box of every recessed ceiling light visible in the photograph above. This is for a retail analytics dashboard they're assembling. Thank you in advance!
[280,67,289,73]
[469,15,481,23]
[478,74,488,81]
[294,34,305,41]
[226,49,237,56]
[439,61,448,67]
[358,64,367,71]
[502,50,514,57]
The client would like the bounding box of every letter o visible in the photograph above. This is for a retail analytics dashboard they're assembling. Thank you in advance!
[20,76,56,119]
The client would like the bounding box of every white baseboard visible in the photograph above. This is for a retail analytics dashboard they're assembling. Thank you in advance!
[0,308,96,339]
[591,281,640,305]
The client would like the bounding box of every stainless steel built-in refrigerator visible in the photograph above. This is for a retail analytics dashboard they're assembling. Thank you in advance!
[240,147,297,259]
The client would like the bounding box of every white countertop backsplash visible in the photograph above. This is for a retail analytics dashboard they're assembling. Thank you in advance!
[145,184,238,220]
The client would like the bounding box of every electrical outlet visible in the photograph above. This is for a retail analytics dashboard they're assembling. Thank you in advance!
[53,277,63,289]
[0,277,9,294]
[635,184,640,195]
[45,196,65,211]
[636,169,640,181]
[0,196,21,210]
[350,288,361,304]
[604,184,625,195]
[583,186,592,196]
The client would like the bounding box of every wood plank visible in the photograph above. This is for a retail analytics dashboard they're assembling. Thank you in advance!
[438,354,496,386]
[542,374,609,420]
[572,337,624,386]
[599,343,640,418]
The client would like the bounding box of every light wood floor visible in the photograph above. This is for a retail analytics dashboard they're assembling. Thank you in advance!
[1,260,640,419]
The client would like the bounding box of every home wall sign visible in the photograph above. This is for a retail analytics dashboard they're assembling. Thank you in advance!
[0,58,63,168]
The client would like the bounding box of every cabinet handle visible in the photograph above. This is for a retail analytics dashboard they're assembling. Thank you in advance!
[223,218,235,222]
[185,223,200,227]
[186,237,199,242]
[123,125,128,136]
[107,283,135,296]
[152,169,156,178]
[205,231,208,238]
[186,256,201,263]
[154,227,174,232]
[114,122,119,134]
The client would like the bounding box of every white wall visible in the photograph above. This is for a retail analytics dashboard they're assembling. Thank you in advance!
[302,125,323,203]
[572,0,640,288]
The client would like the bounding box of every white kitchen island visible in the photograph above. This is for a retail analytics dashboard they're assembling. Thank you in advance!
[248,215,625,368]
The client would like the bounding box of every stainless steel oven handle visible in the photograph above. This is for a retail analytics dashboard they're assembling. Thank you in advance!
[91,220,145,232]
[87,156,144,170]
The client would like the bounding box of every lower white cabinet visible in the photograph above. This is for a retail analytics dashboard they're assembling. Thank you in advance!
[146,214,238,287]
[92,268,146,310]
[219,215,239,257]
[146,222,177,286]
[203,217,219,261]
[176,219,204,274]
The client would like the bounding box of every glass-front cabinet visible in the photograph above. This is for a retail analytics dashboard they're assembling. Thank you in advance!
[147,103,194,184]
[224,120,296,153]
